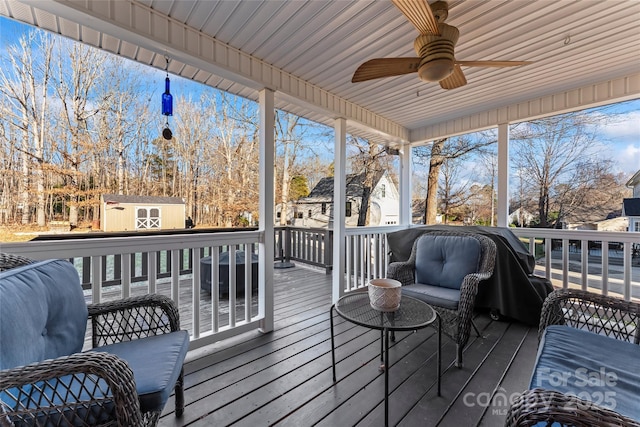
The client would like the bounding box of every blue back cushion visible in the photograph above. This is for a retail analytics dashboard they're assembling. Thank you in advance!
[414,235,481,289]
[0,259,88,370]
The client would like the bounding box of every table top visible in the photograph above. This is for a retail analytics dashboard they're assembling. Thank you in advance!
[334,291,437,331]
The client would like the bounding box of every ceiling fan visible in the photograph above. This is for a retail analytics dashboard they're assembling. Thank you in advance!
[352,0,532,89]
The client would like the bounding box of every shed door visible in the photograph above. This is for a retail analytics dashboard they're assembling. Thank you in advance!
[136,207,161,229]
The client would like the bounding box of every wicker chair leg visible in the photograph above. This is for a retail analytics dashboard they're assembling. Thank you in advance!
[175,369,185,417]
[456,344,463,368]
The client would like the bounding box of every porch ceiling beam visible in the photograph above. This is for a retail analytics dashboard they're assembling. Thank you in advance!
[410,72,640,144]
[21,0,408,142]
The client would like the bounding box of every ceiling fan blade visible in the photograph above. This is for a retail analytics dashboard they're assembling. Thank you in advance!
[456,60,533,67]
[391,0,440,35]
[352,58,421,83]
[439,64,466,90]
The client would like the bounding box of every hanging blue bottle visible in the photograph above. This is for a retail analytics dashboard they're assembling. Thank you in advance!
[162,76,173,116]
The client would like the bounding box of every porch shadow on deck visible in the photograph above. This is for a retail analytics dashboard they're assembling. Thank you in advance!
[159,265,538,427]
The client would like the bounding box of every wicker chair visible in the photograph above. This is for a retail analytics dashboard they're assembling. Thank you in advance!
[505,289,640,427]
[386,230,497,367]
[0,253,188,426]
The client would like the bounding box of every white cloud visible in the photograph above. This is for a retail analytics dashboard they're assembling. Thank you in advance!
[613,144,640,175]
[601,111,640,139]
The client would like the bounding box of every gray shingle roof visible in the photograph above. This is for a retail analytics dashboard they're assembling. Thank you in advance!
[306,171,385,201]
[102,194,184,205]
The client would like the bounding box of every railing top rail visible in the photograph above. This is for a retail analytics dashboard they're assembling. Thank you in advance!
[511,228,640,243]
[1,229,261,259]
[344,225,407,236]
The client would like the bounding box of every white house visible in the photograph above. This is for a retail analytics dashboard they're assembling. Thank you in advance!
[508,207,535,227]
[623,170,640,233]
[287,171,399,228]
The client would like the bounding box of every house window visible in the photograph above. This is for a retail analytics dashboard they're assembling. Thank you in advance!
[381,184,386,198]
[297,212,303,219]
[276,211,281,218]
[308,210,312,218]
[136,207,160,229]
[346,202,352,217]
[321,202,327,214]
[635,222,640,232]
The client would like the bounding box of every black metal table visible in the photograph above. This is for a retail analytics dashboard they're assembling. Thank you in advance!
[330,292,440,426]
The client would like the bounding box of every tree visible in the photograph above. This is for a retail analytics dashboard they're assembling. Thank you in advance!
[0,31,54,226]
[510,111,614,228]
[437,157,469,224]
[53,41,106,226]
[414,132,495,224]
[274,112,329,226]
[289,176,310,200]
[347,137,394,226]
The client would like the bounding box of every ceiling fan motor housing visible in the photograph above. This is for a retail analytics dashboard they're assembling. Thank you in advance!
[414,23,459,82]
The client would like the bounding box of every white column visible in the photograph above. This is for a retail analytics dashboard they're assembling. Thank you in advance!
[399,143,412,226]
[332,118,347,302]
[258,88,275,333]
[496,123,510,227]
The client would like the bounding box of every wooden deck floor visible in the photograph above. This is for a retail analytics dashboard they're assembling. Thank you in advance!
[158,265,538,427]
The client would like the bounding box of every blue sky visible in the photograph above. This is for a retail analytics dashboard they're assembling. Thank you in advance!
[1,15,638,177]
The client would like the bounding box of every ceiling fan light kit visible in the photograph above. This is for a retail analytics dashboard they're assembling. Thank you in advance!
[352,0,532,89]
[414,24,458,81]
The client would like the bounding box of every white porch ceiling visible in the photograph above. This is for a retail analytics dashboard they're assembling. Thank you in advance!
[1,0,639,145]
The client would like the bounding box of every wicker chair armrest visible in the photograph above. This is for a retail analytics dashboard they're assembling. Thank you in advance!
[505,388,640,427]
[88,294,181,347]
[386,261,415,286]
[539,289,640,344]
[0,352,144,427]
[0,253,35,272]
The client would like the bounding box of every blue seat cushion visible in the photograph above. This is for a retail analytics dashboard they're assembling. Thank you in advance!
[414,235,481,290]
[0,259,87,370]
[401,283,459,310]
[93,330,189,413]
[2,375,115,426]
[531,325,640,421]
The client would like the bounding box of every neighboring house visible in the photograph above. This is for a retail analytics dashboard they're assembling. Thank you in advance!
[562,209,628,231]
[508,207,535,227]
[101,194,185,232]
[285,171,399,228]
[623,170,640,233]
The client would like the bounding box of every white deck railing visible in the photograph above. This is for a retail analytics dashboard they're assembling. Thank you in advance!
[342,226,640,302]
[3,226,638,349]
[1,230,263,350]
[511,228,639,301]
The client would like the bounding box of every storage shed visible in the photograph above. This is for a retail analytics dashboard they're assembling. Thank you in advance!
[100,194,185,232]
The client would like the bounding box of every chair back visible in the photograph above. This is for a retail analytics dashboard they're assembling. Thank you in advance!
[0,259,87,370]
[414,234,482,290]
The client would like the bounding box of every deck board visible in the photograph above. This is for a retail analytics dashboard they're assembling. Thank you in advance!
[159,265,537,427]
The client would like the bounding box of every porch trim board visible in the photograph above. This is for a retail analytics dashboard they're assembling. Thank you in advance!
[410,72,640,144]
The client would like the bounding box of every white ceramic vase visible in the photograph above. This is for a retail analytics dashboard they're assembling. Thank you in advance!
[368,278,401,312]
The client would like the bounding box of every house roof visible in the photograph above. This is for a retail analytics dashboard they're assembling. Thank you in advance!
[623,198,640,217]
[305,171,387,202]
[102,194,185,205]
[2,1,638,146]
[626,170,640,188]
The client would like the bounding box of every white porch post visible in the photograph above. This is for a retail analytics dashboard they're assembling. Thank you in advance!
[332,117,347,303]
[259,88,275,333]
[496,122,510,227]
[399,143,412,226]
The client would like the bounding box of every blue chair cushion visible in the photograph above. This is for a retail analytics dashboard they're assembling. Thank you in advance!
[401,283,459,310]
[3,375,115,426]
[414,235,481,290]
[530,325,640,421]
[0,259,87,370]
[93,330,189,413]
